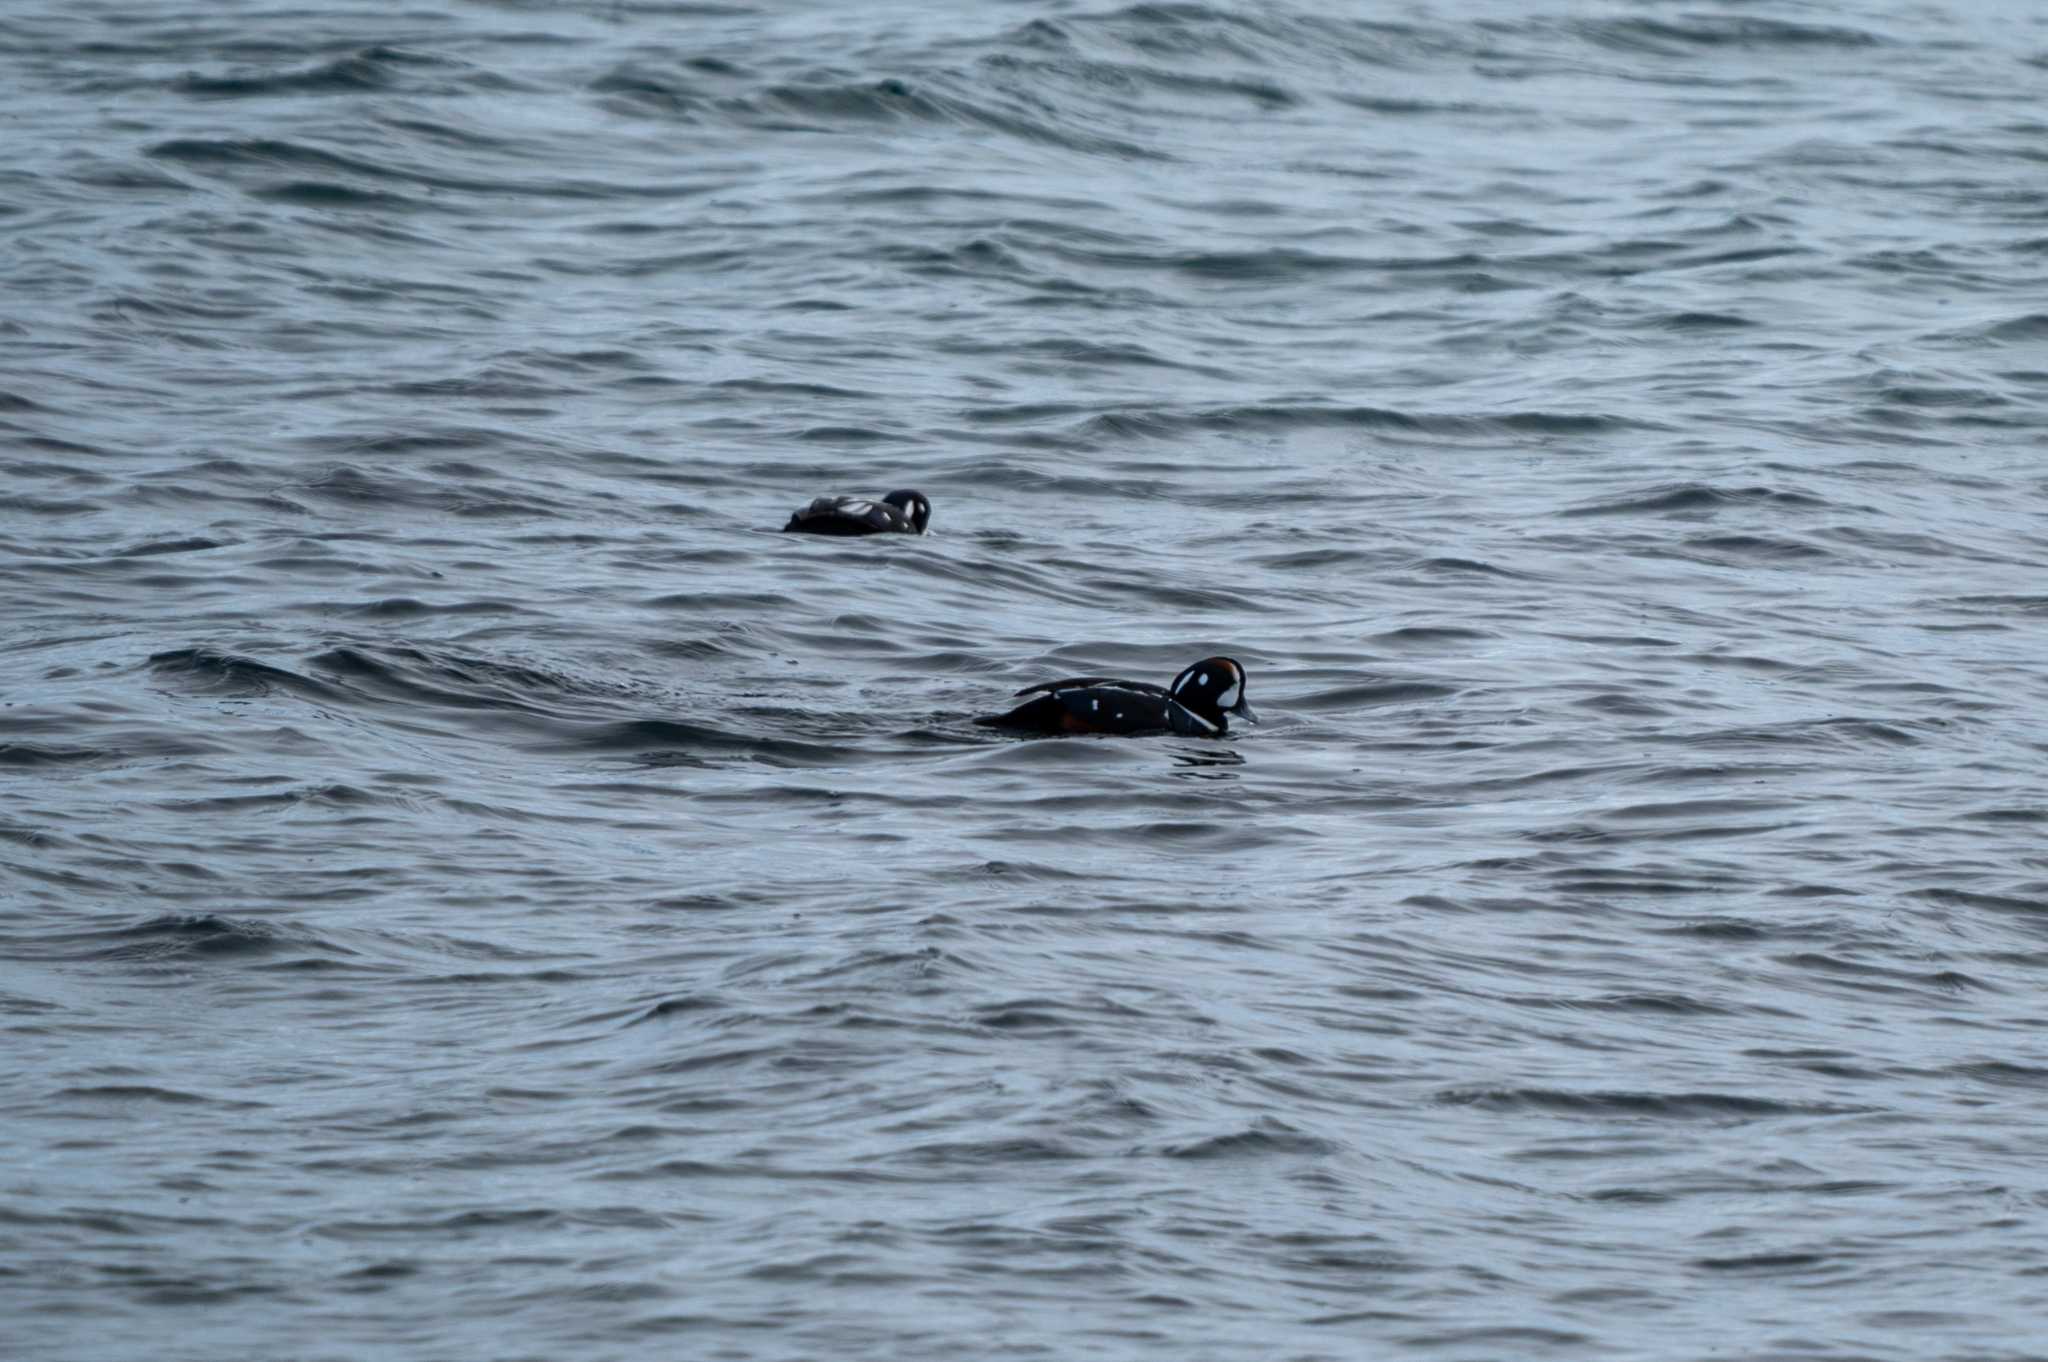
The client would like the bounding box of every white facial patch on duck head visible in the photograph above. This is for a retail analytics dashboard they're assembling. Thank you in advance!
[1218,661,1245,707]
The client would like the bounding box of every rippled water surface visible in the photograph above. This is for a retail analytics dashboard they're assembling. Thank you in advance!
[6,0,2048,1357]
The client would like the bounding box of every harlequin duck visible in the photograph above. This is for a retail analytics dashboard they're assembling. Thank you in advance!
[782,489,931,536]
[975,657,1257,737]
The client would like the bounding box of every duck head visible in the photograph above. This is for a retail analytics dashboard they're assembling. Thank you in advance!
[881,489,931,534]
[1167,657,1257,734]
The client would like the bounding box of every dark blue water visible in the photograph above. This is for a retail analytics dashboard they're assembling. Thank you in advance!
[6,1,2048,1357]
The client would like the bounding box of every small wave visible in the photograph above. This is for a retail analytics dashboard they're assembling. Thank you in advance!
[1653,717,1927,751]
[154,783,390,814]
[1542,875,1711,895]
[0,742,111,767]
[892,1137,1082,1166]
[173,46,491,100]
[1868,383,2005,411]
[147,134,667,203]
[1694,1252,1830,1272]
[1958,807,2048,823]
[588,62,726,112]
[1248,547,1384,570]
[1600,796,1789,821]
[1368,626,1497,647]
[1332,93,1529,118]
[996,336,1225,376]
[1027,3,1466,74]
[1821,526,1976,559]
[1577,992,1727,1016]
[334,596,533,618]
[1953,1060,2048,1088]
[252,181,434,212]
[563,718,843,768]
[85,913,322,963]
[283,460,564,519]
[53,1084,268,1109]
[1563,483,1827,517]
[630,995,726,1024]
[149,135,394,177]
[110,535,229,558]
[707,377,867,401]
[720,76,1168,161]
[1437,1087,1863,1119]
[925,859,1107,884]
[148,648,347,701]
[3,494,105,516]
[1413,556,1523,577]
[1289,681,1457,712]
[1659,918,1771,940]
[1071,403,1661,443]
[792,424,898,444]
[1574,692,1667,717]
[1941,594,2048,616]
[756,77,950,125]
[988,52,1300,112]
[1979,312,2048,343]
[1156,1122,1342,1159]
[1678,532,1834,562]
[1913,887,2048,918]
[1648,310,1758,330]
[1577,16,1886,57]
[1174,247,1378,279]
[971,1000,1077,1032]
[308,644,625,715]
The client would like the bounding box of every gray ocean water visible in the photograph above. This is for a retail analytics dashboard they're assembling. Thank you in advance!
[6,1,2048,1357]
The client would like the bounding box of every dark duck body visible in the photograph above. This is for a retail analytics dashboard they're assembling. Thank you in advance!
[782,489,930,536]
[976,657,1257,737]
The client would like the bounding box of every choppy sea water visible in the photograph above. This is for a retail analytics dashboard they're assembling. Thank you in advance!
[6,0,2048,1357]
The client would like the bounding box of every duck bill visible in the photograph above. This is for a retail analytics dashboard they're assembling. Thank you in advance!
[1231,699,1259,725]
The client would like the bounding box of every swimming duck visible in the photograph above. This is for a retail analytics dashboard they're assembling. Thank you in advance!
[975,657,1257,737]
[782,489,931,536]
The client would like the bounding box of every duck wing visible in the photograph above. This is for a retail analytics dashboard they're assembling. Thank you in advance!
[976,679,1172,734]
[784,496,902,535]
[1011,676,1167,699]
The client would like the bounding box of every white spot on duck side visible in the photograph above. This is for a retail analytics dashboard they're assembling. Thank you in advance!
[1091,699,1099,711]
